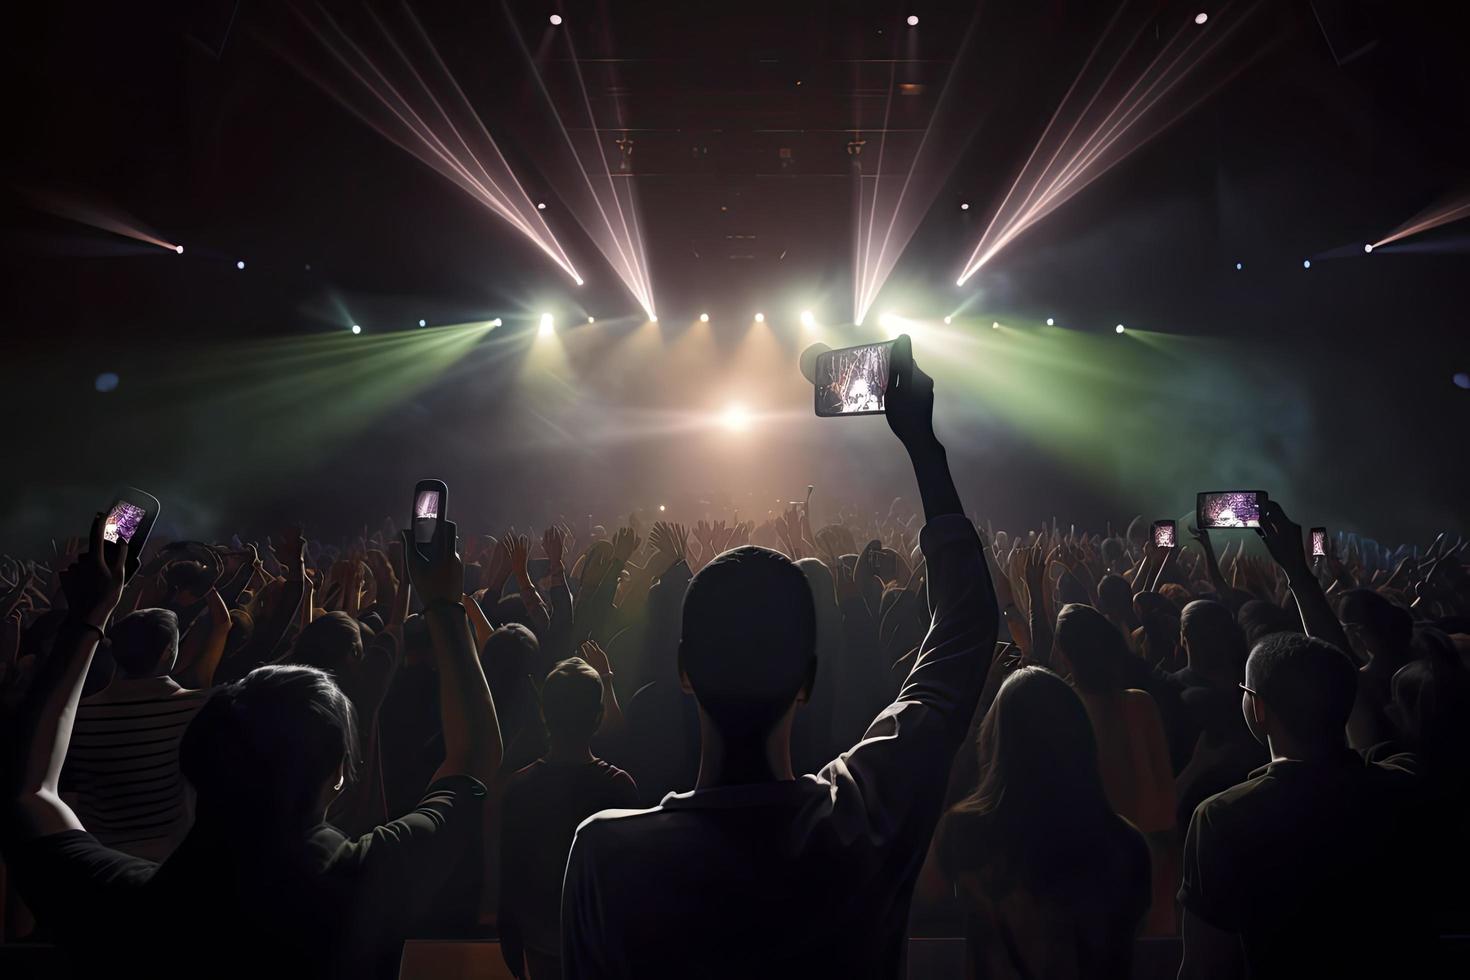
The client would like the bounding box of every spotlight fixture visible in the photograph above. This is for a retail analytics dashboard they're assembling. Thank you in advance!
[1046,317,1055,326]
[1302,260,1311,269]
[588,316,596,324]
[1235,262,1243,270]
[536,202,547,210]
[991,321,999,329]
[1194,12,1208,25]
[418,319,427,327]
[490,318,503,327]
[659,504,667,512]
[721,403,751,432]
[906,15,919,27]
[549,14,562,26]
[351,324,362,335]
[174,245,184,254]
[236,260,245,270]
[960,202,970,211]
[754,312,765,323]
[573,276,584,286]
[1115,323,1126,334]
[699,313,710,322]
[1363,243,1374,253]
[651,315,659,323]
[800,310,816,327]
[539,313,554,336]
[943,316,952,324]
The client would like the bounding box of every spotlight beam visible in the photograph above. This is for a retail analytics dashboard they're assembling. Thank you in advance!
[1373,199,1470,249]
[957,1,1266,283]
[283,4,582,285]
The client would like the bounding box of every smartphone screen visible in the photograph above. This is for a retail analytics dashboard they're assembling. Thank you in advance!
[1151,520,1177,548]
[1311,527,1327,557]
[103,500,148,544]
[413,489,442,545]
[1197,491,1265,529]
[814,341,894,417]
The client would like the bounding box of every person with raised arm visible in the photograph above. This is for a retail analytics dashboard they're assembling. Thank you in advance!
[3,510,500,980]
[561,334,999,977]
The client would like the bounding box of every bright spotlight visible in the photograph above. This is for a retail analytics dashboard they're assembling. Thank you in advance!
[800,310,816,328]
[879,312,897,328]
[659,504,667,512]
[549,14,563,26]
[236,260,245,270]
[955,278,964,286]
[418,319,427,327]
[991,321,999,329]
[906,15,919,27]
[587,316,596,324]
[720,403,751,432]
[573,276,584,286]
[699,313,710,322]
[1115,323,1126,334]
[490,318,503,328]
[351,324,362,335]
[1302,259,1311,269]
[754,312,765,323]
[174,245,184,255]
[1194,12,1208,25]
[943,315,952,325]
[1235,262,1243,270]
[537,202,547,210]
[650,315,659,323]
[539,314,554,336]
[1363,243,1374,253]
[960,202,970,211]
[1046,317,1055,326]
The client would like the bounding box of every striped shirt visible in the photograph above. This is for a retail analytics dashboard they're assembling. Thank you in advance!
[60,678,211,861]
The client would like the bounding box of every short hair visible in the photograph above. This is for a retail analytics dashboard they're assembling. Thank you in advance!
[1245,633,1357,747]
[1181,599,1247,676]
[1238,599,1300,648]
[1054,603,1130,693]
[1338,589,1413,650]
[541,657,605,744]
[679,546,816,737]
[164,560,213,597]
[1096,574,1136,621]
[180,665,359,826]
[289,611,363,676]
[108,608,179,678]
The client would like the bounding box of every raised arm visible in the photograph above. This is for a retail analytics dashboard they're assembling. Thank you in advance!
[7,515,127,841]
[401,521,502,787]
[1257,500,1354,658]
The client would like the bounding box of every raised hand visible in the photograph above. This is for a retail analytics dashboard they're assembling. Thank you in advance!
[1257,500,1307,575]
[400,521,462,608]
[509,534,532,583]
[60,513,129,628]
[885,333,936,451]
[542,525,565,569]
[611,526,640,564]
[579,638,612,676]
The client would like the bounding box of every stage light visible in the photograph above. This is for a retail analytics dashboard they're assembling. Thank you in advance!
[879,312,897,328]
[1302,259,1311,269]
[490,318,503,327]
[800,310,816,328]
[574,276,584,286]
[1115,323,1126,334]
[549,14,562,26]
[651,315,659,323]
[943,316,952,324]
[351,324,362,335]
[537,202,547,210]
[539,313,554,336]
[907,15,919,27]
[236,260,245,270]
[720,403,752,432]
[991,321,999,329]
[418,319,427,327]
[1454,372,1470,390]
[1195,12,1208,25]
[700,313,710,322]
[1235,262,1243,270]
[1363,243,1373,253]
[659,504,667,512]
[754,312,765,323]
[960,202,970,211]
[175,245,184,254]
[95,372,119,393]
[587,316,596,324]
[1046,317,1055,326]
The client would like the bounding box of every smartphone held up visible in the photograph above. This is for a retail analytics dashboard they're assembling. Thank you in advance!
[1151,520,1177,548]
[1311,527,1328,558]
[813,340,895,417]
[412,480,448,556]
[1196,490,1267,530]
[102,487,160,577]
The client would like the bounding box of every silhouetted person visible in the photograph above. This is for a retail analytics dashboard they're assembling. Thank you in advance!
[5,519,500,980]
[500,657,638,980]
[561,336,999,977]
[1338,588,1414,750]
[1178,632,1426,979]
[936,667,1149,980]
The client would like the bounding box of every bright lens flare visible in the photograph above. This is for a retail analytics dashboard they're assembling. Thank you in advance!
[699,313,710,322]
[539,313,554,337]
[720,403,751,432]
[754,312,765,323]
[800,310,816,328]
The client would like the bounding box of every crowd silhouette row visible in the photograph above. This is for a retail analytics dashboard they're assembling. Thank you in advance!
[2,339,1467,979]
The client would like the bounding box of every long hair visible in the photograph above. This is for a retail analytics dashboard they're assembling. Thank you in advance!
[1055,603,1133,693]
[941,668,1114,888]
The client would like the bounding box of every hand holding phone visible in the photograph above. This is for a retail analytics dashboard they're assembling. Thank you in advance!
[101,488,160,578]
[1310,527,1328,558]
[814,340,896,417]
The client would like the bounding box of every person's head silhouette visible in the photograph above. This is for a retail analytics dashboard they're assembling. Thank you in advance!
[678,545,816,784]
[1240,633,1356,758]
[108,608,180,679]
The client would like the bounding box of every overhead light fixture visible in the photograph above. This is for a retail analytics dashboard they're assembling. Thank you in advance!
[1194,12,1208,26]
[549,14,563,26]
[418,319,427,327]
[1115,323,1126,334]
[699,313,710,322]
[943,316,952,324]
[1046,317,1055,326]
[907,15,919,27]
[351,324,362,335]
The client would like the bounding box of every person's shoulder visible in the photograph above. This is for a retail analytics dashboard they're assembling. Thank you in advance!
[590,758,635,785]
[1191,767,1274,826]
[572,803,665,851]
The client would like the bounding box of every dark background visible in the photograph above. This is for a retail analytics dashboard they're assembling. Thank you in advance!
[1,1,1466,550]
